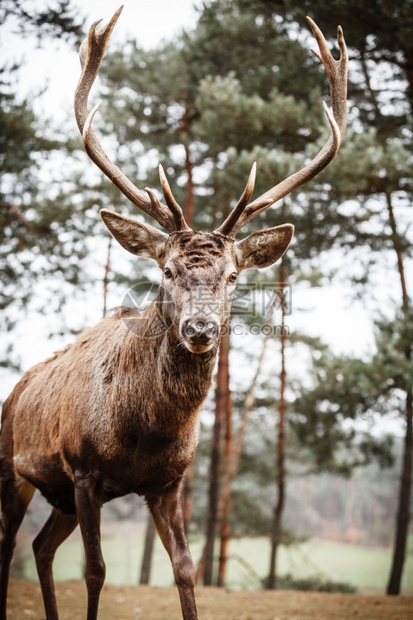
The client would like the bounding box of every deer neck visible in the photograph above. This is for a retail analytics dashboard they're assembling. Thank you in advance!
[117,295,218,436]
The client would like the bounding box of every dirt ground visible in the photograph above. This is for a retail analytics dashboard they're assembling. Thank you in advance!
[6,579,413,619]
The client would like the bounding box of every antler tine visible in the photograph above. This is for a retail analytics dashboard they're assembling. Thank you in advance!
[215,163,268,237]
[159,165,191,232]
[75,7,182,232]
[225,18,348,237]
[307,17,347,137]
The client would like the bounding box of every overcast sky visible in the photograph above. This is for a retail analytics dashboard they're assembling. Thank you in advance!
[4,1,202,120]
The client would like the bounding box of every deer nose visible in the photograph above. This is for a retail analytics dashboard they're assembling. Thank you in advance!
[181,316,220,345]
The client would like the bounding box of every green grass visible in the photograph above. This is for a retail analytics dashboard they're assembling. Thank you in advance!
[22,534,413,594]
[224,538,413,592]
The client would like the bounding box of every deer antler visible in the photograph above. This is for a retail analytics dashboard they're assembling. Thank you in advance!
[215,17,348,238]
[74,6,190,233]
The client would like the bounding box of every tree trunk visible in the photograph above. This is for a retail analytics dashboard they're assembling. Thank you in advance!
[183,461,195,534]
[217,510,231,587]
[102,235,112,317]
[139,512,156,585]
[215,282,281,586]
[180,110,195,229]
[203,332,230,585]
[183,142,194,229]
[217,315,275,518]
[385,191,412,595]
[385,192,408,311]
[267,263,287,590]
[387,388,413,594]
[218,366,232,587]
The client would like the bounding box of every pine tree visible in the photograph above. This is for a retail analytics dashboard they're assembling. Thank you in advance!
[0,0,84,45]
[0,2,88,371]
[231,0,413,593]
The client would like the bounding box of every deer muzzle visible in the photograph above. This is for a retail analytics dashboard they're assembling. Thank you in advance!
[180,315,220,353]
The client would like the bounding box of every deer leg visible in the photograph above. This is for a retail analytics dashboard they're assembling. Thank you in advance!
[0,475,35,620]
[33,507,78,620]
[74,472,105,620]
[146,480,198,620]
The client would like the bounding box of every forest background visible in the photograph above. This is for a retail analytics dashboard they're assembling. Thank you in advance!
[1,0,412,597]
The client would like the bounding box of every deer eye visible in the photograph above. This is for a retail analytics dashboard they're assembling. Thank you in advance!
[164,267,173,279]
[228,272,238,283]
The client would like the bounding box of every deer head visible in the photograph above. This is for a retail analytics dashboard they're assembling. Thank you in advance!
[74,6,347,353]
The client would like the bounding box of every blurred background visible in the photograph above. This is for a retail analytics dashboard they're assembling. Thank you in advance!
[1,0,412,596]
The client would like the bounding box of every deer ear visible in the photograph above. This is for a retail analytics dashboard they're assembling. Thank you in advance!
[234,224,294,271]
[100,210,168,265]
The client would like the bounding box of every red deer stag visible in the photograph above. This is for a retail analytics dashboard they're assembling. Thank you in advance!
[0,7,347,620]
